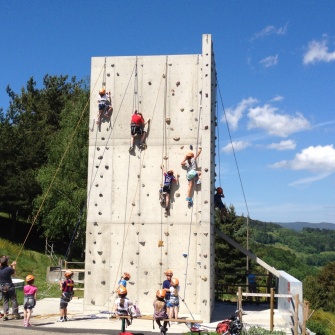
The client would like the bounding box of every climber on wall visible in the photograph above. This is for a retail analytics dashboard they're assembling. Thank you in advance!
[214,187,227,222]
[129,110,150,152]
[159,165,179,217]
[96,88,113,125]
[181,147,202,205]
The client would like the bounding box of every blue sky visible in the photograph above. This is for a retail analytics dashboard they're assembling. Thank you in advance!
[1,1,334,224]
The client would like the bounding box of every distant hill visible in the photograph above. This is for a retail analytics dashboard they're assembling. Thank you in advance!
[275,221,335,231]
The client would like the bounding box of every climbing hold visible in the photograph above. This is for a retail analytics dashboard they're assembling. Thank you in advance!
[143,292,149,295]
[180,146,184,149]
[205,125,209,130]
[93,260,96,264]
[137,174,140,178]
[101,137,105,140]
[190,109,194,112]
[130,261,134,265]
[170,127,174,131]
[201,276,208,282]
[93,222,98,226]
[91,300,95,305]
[93,241,96,244]
[204,200,208,204]
[143,164,146,168]
[165,251,168,255]
[136,232,139,235]
[102,260,106,264]
[98,212,102,215]
[132,203,135,206]
[162,74,166,78]
[100,175,103,178]
[182,253,187,258]
[195,118,198,121]
[204,265,207,269]
[111,64,114,67]
[164,232,169,236]
[159,262,162,265]
[137,212,141,216]
[204,168,208,172]
[158,240,164,247]
[99,193,103,197]
[136,252,139,255]
[204,233,208,236]
[173,137,180,141]
[144,271,148,275]
[107,73,110,77]
[176,81,180,87]
[142,184,145,187]
[148,81,152,85]
[101,281,106,285]
[98,251,103,255]
[180,108,184,112]
[105,165,109,169]
[165,118,171,124]
[98,156,103,160]
[117,72,119,76]
[98,232,102,235]
[175,193,180,197]
[139,241,146,246]
[95,165,99,168]
[203,254,208,258]
[163,156,168,160]
[206,93,208,97]
[88,271,91,275]
[97,147,100,151]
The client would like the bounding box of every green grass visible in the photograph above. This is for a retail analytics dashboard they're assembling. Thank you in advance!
[0,237,82,305]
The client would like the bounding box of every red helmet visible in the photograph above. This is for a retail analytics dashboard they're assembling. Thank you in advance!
[216,187,223,195]
[186,152,194,158]
[156,289,166,299]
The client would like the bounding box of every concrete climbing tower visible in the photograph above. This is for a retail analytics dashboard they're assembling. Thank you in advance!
[84,34,217,322]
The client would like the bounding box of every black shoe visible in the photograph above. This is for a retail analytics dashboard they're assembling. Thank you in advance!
[3,315,8,321]
[129,146,134,152]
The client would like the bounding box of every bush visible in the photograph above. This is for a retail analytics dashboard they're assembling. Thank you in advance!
[306,320,330,335]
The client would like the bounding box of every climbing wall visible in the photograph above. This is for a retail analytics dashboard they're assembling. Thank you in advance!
[84,34,216,322]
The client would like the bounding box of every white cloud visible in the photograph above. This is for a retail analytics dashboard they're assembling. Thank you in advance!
[251,23,288,41]
[288,173,331,186]
[260,55,278,68]
[224,97,258,130]
[247,104,311,137]
[303,39,335,65]
[222,141,251,153]
[268,140,296,151]
[270,145,335,174]
[270,95,284,102]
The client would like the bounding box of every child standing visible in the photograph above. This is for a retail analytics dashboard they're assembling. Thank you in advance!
[153,289,168,335]
[58,270,74,322]
[159,166,179,217]
[23,274,37,327]
[181,147,202,204]
[168,278,180,321]
[162,269,173,317]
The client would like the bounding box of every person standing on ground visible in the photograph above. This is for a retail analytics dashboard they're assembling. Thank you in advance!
[0,256,20,320]
[162,269,173,317]
[246,270,257,304]
[58,270,74,322]
[23,274,37,327]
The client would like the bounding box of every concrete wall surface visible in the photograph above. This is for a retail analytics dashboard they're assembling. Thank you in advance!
[84,35,216,322]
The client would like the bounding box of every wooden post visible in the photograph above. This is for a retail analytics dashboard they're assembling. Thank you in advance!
[302,300,309,335]
[238,286,243,322]
[270,287,274,332]
[294,294,299,335]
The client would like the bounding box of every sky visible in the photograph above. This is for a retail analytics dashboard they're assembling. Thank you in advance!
[1,1,334,225]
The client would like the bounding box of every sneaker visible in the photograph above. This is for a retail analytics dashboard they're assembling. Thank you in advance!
[129,146,134,152]
[160,326,167,335]
[13,314,22,320]
[57,317,65,322]
[186,197,191,201]
[3,314,8,321]
[196,179,201,185]
[64,316,68,321]
[27,323,32,327]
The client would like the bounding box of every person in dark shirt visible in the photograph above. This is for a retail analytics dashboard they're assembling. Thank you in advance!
[214,187,227,222]
[0,255,20,320]
[58,270,74,322]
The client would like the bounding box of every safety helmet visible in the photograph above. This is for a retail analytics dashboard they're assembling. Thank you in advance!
[123,272,131,280]
[26,274,35,282]
[216,187,223,194]
[156,289,166,299]
[167,170,174,175]
[171,278,179,286]
[99,88,106,95]
[64,270,73,278]
[164,269,173,276]
[186,152,194,158]
[117,286,127,295]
